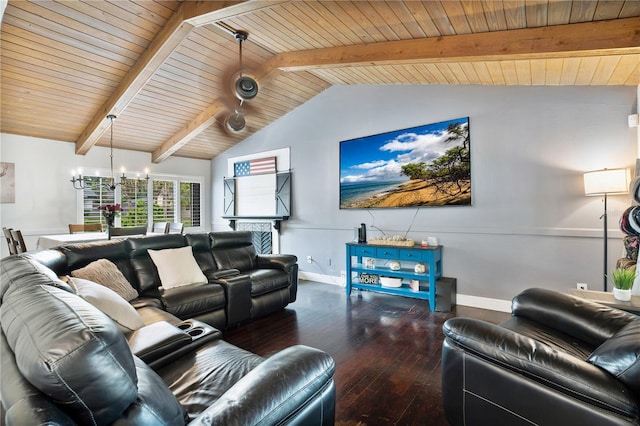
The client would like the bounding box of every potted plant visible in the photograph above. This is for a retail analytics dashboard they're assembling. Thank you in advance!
[610,268,637,301]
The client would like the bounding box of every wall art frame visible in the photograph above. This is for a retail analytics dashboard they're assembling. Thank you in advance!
[339,117,471,209]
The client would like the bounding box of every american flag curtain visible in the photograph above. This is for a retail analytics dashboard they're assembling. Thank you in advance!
[234,156,277,177]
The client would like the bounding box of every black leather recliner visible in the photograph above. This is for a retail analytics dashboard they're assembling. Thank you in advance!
[442,288,640,425]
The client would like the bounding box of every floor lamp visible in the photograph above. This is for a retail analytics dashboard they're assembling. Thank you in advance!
[584,168,631,291]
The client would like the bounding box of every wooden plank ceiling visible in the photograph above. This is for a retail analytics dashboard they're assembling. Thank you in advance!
[1,1,639,162]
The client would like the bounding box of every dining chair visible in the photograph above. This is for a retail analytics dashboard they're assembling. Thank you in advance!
[69,224,103,233]
[68,224,84,233]
[152,222,169,234]
[168,222,184,234]
[84,223,103,232]
[3,227,17,255]
[10,229,28,253]
[108,225,148,240]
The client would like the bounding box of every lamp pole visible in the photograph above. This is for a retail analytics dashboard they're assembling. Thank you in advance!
[602,193,608,292]
[583,167,631,293]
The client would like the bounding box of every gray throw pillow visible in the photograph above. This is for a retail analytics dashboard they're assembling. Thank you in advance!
[71,258,139,301]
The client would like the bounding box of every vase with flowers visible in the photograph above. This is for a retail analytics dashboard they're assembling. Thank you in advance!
[98,204,121,228]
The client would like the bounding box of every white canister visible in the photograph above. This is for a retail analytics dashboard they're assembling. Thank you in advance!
[414,263,426,274]
[388,260,401,271]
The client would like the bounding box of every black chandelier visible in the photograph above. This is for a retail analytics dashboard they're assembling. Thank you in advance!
[71,115,149,191]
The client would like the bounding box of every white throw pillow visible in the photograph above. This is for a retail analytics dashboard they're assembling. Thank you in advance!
[147,246,208,290]
[68,276,145,334]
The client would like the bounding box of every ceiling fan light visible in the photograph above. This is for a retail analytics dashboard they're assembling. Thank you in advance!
[225,113,246,133]
[235,76,258,100]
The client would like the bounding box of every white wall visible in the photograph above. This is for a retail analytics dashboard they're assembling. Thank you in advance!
[211,85,637,307]
[0,134,212,256]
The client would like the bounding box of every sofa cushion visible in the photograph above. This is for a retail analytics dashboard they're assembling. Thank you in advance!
[212,245,257,272]
[128,234,187,293]
[121,357,187,424]
[157,339,263,417]
[1,284,138,425]
[185,233,219,278]
[71,258,139,301]
[148,246,208,290]
[247,269,291,296]
[68,276,145,334]
[61,239,138,287]
[160,283,227,319]
[588,319,640,395]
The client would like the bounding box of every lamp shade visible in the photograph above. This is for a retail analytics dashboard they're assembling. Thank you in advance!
[584,168,631,196]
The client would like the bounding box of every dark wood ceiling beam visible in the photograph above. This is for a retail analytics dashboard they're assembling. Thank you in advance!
[265,17,640,72]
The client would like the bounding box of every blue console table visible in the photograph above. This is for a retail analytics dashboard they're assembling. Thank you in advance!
[345,242,442,311]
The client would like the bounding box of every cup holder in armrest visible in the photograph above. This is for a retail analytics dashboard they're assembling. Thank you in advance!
[187,327,205,337]
[175,319,220,341]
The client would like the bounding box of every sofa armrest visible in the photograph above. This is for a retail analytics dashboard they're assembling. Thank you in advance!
[210,269,240,279]
[128,321,192,364]
[442,318,637,416]
[190,345,335,426]
[255,254,297,270]
[511,288,637,346]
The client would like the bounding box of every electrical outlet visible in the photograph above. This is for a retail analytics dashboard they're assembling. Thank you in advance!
[306,255,313,264]
[577,283,588,291]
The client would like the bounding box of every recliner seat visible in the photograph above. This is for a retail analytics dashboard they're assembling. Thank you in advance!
[441,288,640,425]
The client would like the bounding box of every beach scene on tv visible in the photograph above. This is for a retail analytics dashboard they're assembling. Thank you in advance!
[340,117,470,209]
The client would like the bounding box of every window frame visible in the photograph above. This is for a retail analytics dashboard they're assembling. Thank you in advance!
[76,171,205,232]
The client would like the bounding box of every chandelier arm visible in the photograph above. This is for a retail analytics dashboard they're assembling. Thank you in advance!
[71,114,148,191]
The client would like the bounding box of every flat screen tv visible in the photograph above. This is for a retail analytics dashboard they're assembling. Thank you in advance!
[339,117,470,209]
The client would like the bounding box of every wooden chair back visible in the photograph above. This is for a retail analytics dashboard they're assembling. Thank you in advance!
[3,227,17,255]
[10,229,27,253]
[69,223,103,233]
[108,225,147,240]
[153,222,169,234]
[84,223,103,232]
[68,224,84,234]
[168,222,184,234]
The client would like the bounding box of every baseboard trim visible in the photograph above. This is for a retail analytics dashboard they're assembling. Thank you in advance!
[456,294,512,313]
[300,271,345,286]
[299,272,512,313]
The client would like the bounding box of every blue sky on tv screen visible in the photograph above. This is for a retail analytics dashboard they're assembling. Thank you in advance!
[340,117,468,185]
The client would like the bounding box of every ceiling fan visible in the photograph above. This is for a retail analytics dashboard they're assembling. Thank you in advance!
[222,29,259,134]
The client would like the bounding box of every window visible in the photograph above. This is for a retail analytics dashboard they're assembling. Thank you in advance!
[152,179,176,222]
[121,179,148,226]
[82,177,115,227]
[79,174,203,230]
[180,181,201,227]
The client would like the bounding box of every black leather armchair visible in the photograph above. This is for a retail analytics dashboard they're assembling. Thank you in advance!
[442,288,640,426]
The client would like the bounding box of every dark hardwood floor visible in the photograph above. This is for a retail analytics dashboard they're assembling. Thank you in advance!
[223,281,510,426]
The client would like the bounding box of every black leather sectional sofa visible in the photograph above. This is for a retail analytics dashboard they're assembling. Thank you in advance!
[0,231,336,425]
[442,288,640,425]
[28,231,298,330]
